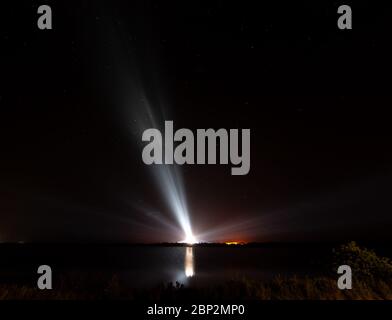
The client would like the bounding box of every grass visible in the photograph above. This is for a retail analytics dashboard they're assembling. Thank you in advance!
[1,275,392,300]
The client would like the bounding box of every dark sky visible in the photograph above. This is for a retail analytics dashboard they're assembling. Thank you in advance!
[1,0,392,243]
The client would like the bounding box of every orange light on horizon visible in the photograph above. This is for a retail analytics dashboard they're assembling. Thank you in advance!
[225,241,245,245]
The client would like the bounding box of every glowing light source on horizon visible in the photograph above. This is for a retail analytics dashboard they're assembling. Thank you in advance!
[183,233,197,245]
[225,241,245,245]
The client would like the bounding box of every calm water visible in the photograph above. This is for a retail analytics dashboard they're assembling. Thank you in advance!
[0,245,327,288]
[115,246,319,287]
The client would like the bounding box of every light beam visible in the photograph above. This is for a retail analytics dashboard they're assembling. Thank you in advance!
[132,93,196,242]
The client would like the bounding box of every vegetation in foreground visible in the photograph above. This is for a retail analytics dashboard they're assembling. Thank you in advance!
[1,242,391,300]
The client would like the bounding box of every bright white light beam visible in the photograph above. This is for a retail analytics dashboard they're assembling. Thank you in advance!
[135,96,196,243]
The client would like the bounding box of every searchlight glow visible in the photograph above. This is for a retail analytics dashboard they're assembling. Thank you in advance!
[183,233,197,245]
[133,96,197,243]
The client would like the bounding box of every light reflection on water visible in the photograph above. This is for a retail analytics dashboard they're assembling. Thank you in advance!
[117,246,313,288]
[185,246,194,277]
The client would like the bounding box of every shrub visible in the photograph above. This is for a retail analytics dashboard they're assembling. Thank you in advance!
[333,241,392,282]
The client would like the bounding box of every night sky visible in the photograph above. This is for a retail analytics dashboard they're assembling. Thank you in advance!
[1,1,392,243]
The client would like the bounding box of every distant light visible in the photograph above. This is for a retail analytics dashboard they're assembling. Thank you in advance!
[184,234,197,245]
[179,231,198,245]
[225,241,245,245]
